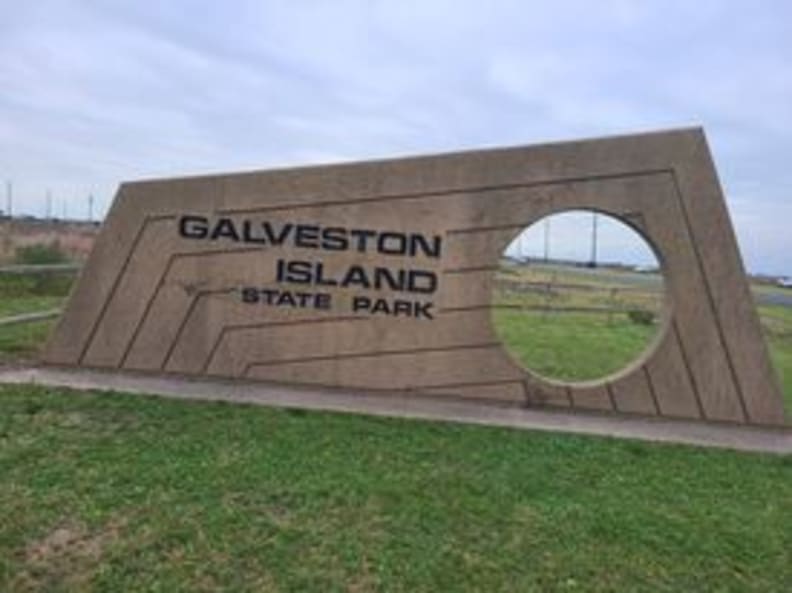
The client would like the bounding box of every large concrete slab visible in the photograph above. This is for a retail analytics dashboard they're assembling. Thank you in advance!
[1,367,789,455]
[41,128,787,426]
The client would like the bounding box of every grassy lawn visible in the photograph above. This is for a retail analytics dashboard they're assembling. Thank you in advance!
[492,263,664,383]
[493,309,656,381]
[491,264,792,412]
[761,305,792,410]
[0,320,56,363]
[0,274,70,318]
[0,384,789,592]
[0,273,69,365]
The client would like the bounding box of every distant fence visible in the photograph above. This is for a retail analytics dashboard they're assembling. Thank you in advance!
[0,264,80,328]
[0,263,82,275]
[0,309,61,327]
[493,276,664,322]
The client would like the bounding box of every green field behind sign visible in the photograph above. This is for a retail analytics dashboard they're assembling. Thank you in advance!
[0,272,71,363]
[491,263,792,411]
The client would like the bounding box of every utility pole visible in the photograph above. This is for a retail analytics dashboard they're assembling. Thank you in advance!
[88,193,94,221]
[5,180,11,217]
[46,190,52,219]
[543,218,551,263]
[590,212,598,268]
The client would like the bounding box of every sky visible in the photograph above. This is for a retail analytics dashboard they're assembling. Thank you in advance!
[507,211,659,268]
[1,1,790,275]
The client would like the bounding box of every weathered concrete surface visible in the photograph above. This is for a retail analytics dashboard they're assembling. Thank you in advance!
[41,128,787,426]
[1,367,789,454]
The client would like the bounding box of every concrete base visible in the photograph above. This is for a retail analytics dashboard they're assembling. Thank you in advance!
[1,366,790,455]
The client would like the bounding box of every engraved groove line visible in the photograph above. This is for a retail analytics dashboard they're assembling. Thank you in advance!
[242,342,503,376]
[78,214,175,364]
[672,321,706,419]
[216,168,673,216]
[669,170,750,423]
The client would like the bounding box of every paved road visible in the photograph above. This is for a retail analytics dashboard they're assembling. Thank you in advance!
[755,291,792,308]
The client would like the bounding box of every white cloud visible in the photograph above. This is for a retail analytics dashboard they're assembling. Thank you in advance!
[0,0,790,273]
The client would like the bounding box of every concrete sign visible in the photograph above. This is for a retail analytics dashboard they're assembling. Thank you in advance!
[43,128,786,426]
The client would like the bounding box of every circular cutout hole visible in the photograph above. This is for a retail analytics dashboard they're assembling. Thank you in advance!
[492,210,667,384]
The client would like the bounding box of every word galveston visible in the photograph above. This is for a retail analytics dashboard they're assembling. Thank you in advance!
[178,215,442,319]
[178,215,441,257]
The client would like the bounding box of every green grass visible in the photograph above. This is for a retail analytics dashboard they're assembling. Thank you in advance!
[494,310,656,381]
[0,273,70,318]
[769,340,792,410]
[762,306,792,411]
[0,273,67,364]
[490,265,792,412]
[0,385,789,592]
[0,320,56,363]
[492,263,664,383]
[0,297,64,318]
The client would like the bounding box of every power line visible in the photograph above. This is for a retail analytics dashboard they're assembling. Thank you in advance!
[5,180,11,217]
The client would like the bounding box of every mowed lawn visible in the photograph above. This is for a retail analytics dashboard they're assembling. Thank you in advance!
[0,385,790,592]
[0,272,70,363]
[0,269,791,590]
[494,310,657,382]
[491,264,792,411]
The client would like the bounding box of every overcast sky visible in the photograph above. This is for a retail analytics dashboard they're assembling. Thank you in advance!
[1,1,790,274]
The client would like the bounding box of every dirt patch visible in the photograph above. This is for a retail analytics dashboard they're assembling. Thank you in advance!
[11,517,125,591]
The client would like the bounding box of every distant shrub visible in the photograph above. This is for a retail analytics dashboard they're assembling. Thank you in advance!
[14,242,69,265]
[628,309,656,326]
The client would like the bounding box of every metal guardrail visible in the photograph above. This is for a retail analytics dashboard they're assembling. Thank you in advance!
[0,309,62,327]
[492,304,643,314]
[0,263,82,275]
[494,277,662,295]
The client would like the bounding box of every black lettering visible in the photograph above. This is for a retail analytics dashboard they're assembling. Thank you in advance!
[242,220,267,244]
[295,224,320,249]
[373,267,405,291]
[314,262,338,286]
[378,232,407,255]
[179,215,209,239]
[295,292,313,307]
[321,227,348,251]
[210,217,240,241]
[411,234,442,258]
[342,265,371,289]
[315,293,331,309]
[283,260,312,284]
[393,300,412,317]
[263,222,293,245]
[414,301,434,320]
[407,270,437,294]
[371,299,390,314]
[260,288,278,304]
[276,291,296,307]
[241,287,259,303]
[349,229,377,252]
[352,296,371,312]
